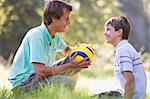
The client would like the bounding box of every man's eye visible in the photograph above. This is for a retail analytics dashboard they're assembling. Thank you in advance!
[66,18,69,21]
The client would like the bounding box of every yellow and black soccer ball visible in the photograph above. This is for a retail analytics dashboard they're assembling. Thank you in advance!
[69,43,95,61]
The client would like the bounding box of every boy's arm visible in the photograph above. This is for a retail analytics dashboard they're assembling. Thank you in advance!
[123,71,134,99]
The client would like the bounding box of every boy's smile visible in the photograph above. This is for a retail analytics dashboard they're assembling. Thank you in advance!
[104,24,122,47]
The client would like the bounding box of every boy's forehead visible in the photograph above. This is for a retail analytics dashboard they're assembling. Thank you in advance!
[105,24,113,28]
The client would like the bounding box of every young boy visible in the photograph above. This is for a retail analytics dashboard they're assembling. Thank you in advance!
[104,16,147,99]
[8,0,91,92]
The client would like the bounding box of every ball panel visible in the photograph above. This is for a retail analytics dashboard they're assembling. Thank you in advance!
[69,43,95,61]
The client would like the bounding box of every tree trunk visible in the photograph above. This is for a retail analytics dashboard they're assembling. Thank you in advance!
[118,0,150,52]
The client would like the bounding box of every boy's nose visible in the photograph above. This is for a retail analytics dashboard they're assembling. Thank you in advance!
[104,32,107,35]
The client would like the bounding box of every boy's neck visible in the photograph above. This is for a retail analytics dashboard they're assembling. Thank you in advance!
[113,38,122,47]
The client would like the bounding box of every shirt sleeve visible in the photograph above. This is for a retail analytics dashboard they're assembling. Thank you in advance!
[29,36,46,64]
[55,33,67,52]
[117,48,133,72]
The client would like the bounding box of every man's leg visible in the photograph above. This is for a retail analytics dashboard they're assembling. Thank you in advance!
[12,74,39,93]
[13,74,75,93]
[41,75,75,89]
[13,57,77,92]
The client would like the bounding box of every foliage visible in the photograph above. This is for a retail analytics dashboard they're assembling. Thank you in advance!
[0,88,10,99]
[0,0,121,60]
[0,0,43,59]
[0,0,149,60]
[64,0,121,46]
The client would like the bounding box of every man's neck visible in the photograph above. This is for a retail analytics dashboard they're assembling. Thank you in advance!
[46,25,56,37]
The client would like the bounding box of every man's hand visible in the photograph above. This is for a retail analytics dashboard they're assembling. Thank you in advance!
[33,52,91,79]
[68,52,91,69]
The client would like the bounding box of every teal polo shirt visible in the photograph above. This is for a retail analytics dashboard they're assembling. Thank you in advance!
[8,23,67,88]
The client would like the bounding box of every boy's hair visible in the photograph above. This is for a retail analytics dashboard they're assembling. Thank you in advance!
[44,0,72,26]
[105,16,130,39]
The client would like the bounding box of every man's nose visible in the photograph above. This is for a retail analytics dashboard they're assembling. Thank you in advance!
[68,20,70,25]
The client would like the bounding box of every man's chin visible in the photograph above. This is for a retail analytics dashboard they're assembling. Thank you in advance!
[105,39,109,43]
[58,30,65,33]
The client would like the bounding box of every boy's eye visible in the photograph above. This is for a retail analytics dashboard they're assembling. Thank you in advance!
[107,28,110,31]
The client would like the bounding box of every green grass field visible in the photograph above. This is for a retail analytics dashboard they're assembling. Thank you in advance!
[0,46,150,99]
[0,64,150,99]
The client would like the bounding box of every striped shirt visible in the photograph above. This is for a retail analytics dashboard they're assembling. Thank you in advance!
[114,40,147,99]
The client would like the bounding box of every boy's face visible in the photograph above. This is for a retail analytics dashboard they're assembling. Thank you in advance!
[53,8,71,32]
[104,24,121,45]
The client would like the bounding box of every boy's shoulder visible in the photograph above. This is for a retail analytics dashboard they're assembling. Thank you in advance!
[116,41,131,53]
[116,41,130,51]
[116,41,139,59]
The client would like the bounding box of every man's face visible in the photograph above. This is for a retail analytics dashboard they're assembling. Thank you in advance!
[54,8,71,32]
[104,24,120,45]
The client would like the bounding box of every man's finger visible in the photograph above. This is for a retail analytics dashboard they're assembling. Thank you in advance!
[78,60,91,67]
[70,52,77,61]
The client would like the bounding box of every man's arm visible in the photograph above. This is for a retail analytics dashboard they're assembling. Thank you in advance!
[33,58,90,79]
[33,62,71,79]
[123,71,134,99]
[63,46,72,55]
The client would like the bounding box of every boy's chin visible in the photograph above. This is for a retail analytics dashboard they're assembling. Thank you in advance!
[105,40,109,43]
[105,40,112,44]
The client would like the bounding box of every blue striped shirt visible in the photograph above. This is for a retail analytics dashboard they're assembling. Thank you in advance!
[114,40,147,99]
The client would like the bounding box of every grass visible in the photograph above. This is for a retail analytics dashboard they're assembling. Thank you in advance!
[80,65,114,79]
[0,68,150,99]
[0,84,97,99]
[0,45,150,99]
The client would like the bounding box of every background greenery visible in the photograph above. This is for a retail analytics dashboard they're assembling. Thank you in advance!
[0,0,150,60]
[0,0,150,99]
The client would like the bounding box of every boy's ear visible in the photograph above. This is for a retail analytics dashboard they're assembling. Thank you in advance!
[118,28,123,36]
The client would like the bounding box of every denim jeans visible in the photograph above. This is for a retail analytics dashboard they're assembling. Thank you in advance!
[97,91,123,99]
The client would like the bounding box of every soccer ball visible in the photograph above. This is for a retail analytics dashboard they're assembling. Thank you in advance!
[69,43,95,61]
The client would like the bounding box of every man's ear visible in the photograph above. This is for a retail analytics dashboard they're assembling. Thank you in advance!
[52,17,57,23]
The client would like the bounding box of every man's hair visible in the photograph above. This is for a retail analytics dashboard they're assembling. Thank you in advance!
[105,16,130,39]
[44,0,72,26]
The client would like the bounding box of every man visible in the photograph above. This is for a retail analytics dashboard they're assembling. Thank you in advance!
[8,0,91,92]
[103,16,147,99]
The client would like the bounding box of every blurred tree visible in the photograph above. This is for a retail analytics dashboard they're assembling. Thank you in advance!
[118,0,150,52]
[0,0,149,61]
[0,0,120,60]
[0,0,43,59]
[64,0,120,46]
